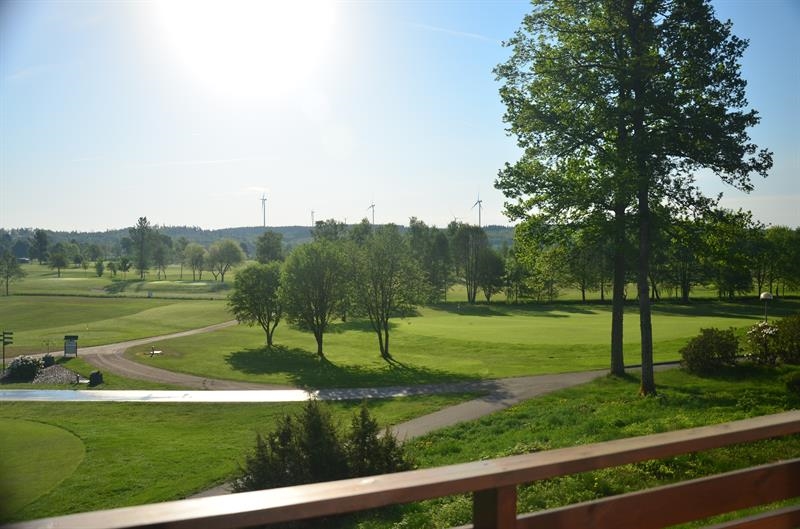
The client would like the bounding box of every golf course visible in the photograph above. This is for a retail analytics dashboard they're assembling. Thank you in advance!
[2,263,799,526]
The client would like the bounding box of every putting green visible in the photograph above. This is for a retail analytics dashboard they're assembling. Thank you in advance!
[0,419,85,520]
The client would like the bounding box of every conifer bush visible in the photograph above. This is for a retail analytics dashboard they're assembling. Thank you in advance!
[234,400,410,493]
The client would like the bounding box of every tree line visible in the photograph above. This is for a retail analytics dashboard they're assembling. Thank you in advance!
[229,218,513,360]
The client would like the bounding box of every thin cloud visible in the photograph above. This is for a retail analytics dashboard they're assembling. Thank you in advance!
[412,23,498,43]
[6,63,60,82]
[133,157,259,168]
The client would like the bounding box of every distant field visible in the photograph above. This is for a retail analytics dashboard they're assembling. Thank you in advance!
[9,263,235,299]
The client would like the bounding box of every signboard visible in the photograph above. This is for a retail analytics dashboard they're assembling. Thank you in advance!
[64,335,78,357]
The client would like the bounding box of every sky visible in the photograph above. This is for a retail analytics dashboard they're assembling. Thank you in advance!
[1,0,798,233]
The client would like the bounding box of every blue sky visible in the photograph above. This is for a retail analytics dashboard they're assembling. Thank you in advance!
[1,0,797,232]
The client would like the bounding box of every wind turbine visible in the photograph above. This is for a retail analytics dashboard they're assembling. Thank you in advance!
[260,194,268,228]
[367,202,375,225]
[472,195,483,228]
[311,210,315,227]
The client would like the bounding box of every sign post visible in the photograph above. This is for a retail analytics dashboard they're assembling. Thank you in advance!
[64,335,79,357]
[2,331,12,372]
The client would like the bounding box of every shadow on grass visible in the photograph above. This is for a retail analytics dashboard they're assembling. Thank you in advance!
[655,365,800,411]
[432,303,597,318]
[225,346,483,389]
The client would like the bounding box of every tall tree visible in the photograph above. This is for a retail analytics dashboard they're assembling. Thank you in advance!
[476,247,505,303]
[174,236,189,280]
[281,241,349,359]
[152,233,173,280]
[496,0,772,394]
[255,230,285,263]
[184,243,206,281]
[354,224,425,361]
[129,217,154,280]
[701,209,759,299]
[0,251,25,295]
[229,263,283,347]
[408,218,451,302]
[29,229,48,264]
[311,219,347,242]
[449,222,488,304]
[49,252,68,278]
[206,239,244,283]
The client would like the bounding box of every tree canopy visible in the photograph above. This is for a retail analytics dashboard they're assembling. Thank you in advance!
[495,0,772,394]
[281,240,349,358]
[229,262,283,347]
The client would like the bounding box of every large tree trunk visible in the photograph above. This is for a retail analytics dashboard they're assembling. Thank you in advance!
[638,188,656,395]
[610,204,626,376]
[314,329,325,359]
[626,0,656,396]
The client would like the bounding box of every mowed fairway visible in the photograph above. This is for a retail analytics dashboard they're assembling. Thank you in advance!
[0,419,85,519]
[0,296,230,353]
[0,395,473,522]
[126,299,792,388]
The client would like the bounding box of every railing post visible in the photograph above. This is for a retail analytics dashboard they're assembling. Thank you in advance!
[474,485,517,529]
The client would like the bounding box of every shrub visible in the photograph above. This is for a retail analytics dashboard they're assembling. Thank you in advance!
[42,353,55,367]
[679,328,738,374]
[785,371,800,398]
[234,401,410,493]
[88,371,104,386]
[6,355,44,381]
[745,321,779,366]
[775,314,800,364]
[346,403,412,477]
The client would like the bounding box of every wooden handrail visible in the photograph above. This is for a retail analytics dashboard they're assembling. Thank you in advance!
[6,410,800,529]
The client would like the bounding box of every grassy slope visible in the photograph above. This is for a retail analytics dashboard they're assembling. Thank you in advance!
[373,366,800,529]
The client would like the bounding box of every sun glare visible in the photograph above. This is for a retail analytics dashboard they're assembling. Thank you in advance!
[153,0,337,105]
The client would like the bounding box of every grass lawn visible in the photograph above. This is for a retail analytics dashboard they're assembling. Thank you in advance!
[367,365,800,529]
[0,296,230,354]
[0,394,475,523]
[125,299,799,388]
[0,418,85,520]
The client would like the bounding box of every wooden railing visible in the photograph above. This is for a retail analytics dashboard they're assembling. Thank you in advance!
[8,410,800,529]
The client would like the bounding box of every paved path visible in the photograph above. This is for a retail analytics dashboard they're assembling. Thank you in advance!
[79,321,293,390]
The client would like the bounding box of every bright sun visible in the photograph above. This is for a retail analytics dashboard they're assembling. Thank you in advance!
[153,0,337,104]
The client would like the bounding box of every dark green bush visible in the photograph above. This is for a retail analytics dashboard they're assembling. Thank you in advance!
[42,353,55,367]
[785,371,800,398]
[679,328,738,374]
[775,314,800,364]
[234,401,410,493]
[346,404,412,477]
[6,355,43,381]
[88,371,103,386]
